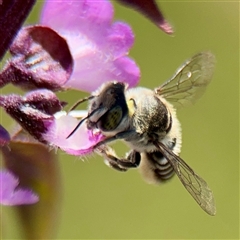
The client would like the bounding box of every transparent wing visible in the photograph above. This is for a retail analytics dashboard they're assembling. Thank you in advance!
[156,142,216,216]
[155,52,215,108]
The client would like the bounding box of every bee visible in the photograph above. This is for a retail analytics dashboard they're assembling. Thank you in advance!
[68,52,216,216]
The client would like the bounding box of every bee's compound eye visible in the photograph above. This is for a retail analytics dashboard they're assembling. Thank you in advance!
[99,105,123,131]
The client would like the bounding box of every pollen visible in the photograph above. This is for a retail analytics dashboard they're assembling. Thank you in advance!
[127,99,135,117]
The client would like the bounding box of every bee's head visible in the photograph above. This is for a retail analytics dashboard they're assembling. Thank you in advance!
[87,82,129,132]
[67,81,130,139]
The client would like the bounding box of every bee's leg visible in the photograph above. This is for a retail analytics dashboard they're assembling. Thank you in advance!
[93,130,139,148]
[95,145,141,171]
[121,150,141,168]
[105,160,128,172]
[95,145,127,171]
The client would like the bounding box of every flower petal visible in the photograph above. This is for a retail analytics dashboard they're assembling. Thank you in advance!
[112,56,141,87]
[64,54,140,92]
[0,170,39,205]
[41,0,113,41]
[43,114,105,155]
[106,22,134,57]
[0,125,10,146]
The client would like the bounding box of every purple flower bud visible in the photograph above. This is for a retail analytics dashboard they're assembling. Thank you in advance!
[0,90,63,142]
[116,0,173,34]
[24,89,66,115]
[0,26,73,91]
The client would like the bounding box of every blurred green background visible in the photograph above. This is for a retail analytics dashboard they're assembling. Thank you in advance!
[1,1,239,239]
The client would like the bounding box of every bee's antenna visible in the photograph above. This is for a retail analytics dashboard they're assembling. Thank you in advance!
[68,95,94,113]
[66,107,106,139]
[66,115,89,139]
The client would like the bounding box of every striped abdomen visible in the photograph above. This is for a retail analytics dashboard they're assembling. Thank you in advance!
[138,151,175,184]
[148,151,175,181]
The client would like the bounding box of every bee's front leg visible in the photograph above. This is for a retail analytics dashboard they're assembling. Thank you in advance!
[94,145,141,171]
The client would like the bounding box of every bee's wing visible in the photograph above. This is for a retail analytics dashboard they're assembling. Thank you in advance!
[156,142,216,216]
[155,52,215,108]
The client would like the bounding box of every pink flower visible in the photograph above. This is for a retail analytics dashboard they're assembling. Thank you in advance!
[1,0,140,156]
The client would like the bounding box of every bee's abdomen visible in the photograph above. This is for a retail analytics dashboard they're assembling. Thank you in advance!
[139,150,175,184]
[154,160,175,181]
[148,151,175,181]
